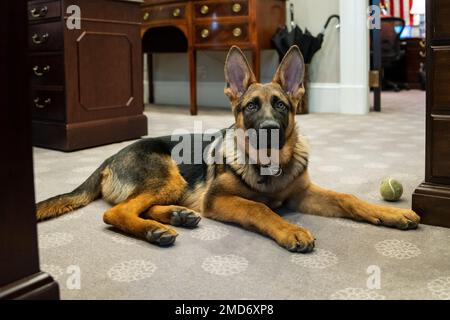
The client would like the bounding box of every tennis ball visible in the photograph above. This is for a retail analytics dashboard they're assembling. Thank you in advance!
[380,178,403,202]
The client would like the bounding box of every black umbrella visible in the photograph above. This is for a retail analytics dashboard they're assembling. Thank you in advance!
[272,25,302,62]
[298,28,323,64]
[272,7,340,64]
[271,4,303,62]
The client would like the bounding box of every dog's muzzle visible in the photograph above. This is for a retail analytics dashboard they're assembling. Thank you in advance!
[254,120,284,149]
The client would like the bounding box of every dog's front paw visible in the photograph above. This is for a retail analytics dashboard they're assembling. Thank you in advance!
[374,208,420,230]
[170,209,201,228]
[276,226,315,253]
[146,227,178,246]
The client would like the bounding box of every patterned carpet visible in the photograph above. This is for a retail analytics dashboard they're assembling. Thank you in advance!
[34,90,450,300]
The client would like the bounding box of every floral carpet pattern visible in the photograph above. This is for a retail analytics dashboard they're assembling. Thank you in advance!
[34,91,450,300]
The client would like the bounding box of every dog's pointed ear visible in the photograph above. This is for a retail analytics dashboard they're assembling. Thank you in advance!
[224,46,256,101]
[272,46,305,105]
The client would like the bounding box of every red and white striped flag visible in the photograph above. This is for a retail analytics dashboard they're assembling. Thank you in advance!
[381,0,414,25]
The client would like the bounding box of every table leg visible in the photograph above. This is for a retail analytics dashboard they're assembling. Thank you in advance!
[252,48,261,82]
[189,48,198,115]
[147,53,154,104]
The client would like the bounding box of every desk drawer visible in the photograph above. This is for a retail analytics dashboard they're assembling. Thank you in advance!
[142,3,187,23]
[30,55,64,86]
[28,1,61,21]
[194,0,248,19]
[431,47,450,111]
[195,23,249,46]
[29,21,63,52]
[31,89,65,122]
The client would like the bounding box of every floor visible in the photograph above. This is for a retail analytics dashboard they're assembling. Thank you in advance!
[34,90,450,300]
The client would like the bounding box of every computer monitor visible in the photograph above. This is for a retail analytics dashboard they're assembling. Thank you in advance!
[397,25,414,39]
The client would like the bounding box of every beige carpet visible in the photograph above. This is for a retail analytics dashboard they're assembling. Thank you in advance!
[34,90,450,300]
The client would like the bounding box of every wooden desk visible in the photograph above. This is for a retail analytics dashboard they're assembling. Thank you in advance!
[141,0,286,115]
[29,0,148,151]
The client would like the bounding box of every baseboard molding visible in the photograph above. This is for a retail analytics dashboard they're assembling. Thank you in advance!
[308,83,341,113]
[340,84,370,114]
[412,182,450,228]
[151,81,348,113]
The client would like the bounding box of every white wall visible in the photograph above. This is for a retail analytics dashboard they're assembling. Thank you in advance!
[291,0,340,83]
[144,51,279,108]
[144,0,341,110]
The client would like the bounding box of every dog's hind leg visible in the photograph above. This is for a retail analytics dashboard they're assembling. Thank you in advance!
[103,158,190,246]
[103,193,179,246]
[291,183,420,230]
[142,205,201,228]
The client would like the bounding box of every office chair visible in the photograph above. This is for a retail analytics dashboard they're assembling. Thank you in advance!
[380,17,408,92]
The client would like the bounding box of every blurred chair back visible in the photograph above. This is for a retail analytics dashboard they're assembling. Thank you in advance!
[381,17,406,63]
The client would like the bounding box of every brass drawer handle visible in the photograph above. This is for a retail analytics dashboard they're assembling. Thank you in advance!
[34,97,52,109]
[30,6,48,18]
[200,5,209,15]
[33,65,50,76]
[420,40,426,48]
[173,8,181,17]
[32,33,49,44]
[419,51,426,58]
[201,29,210,38]
[143,12,150,21]
[233,27,242,37]
[232,3,242,13]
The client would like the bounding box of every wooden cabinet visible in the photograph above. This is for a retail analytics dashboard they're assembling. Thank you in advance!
[431,48,450,111]
[432,0,450,40]
[28,0,62,20]
[412,0,450,228]
[0,0,59,300]
[193,0,249,19]
[194,23,250,46]
[29,0,148,151]
[143,2,188,21]
[141,0,286,115]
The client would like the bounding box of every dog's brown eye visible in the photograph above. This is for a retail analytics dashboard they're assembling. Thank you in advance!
[275,101,287,111]
[246,102,258,112]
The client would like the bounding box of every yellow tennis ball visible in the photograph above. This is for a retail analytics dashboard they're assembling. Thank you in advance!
[380,178,403,202]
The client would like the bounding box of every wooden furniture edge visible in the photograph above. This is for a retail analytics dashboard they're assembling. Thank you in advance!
[0,272,59,300]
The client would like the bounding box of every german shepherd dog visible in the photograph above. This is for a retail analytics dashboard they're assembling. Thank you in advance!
[37,46,420,253]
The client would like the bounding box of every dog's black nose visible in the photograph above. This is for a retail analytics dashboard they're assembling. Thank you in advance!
[259,120,280,130]
[256,120,282,149]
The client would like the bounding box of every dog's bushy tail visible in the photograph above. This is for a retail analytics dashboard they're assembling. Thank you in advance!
[36,161,107,221]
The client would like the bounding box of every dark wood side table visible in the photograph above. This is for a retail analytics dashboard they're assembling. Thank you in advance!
[0,0,59,300]
[29,0,148,151]
[141,0,286,115]
[402,37,426,90]
[412,0,450,228]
